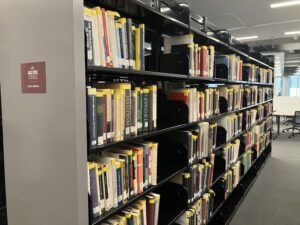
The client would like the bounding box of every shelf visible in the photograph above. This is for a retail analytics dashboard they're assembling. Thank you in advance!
[90,102,273,153]
[90,124,187,152]
[91,166,187,225]
[87,66,274,86]
[86,66,189,80]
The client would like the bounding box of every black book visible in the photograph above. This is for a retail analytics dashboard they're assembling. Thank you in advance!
[142,89,149,133]
[87,88,97,149]
[126,18,134,70]
[84,17,94,66]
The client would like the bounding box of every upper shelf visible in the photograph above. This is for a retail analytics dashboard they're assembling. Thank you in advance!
[84,0,273,70]
[87,66,274,86]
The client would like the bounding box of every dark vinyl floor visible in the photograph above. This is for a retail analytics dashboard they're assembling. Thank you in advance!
[230,125,300,225]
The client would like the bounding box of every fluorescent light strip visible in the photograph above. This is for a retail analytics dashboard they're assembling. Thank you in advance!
[285,30,300,35]
[271,0,300,8]
[285,60,300,63]
[235,35,258,41]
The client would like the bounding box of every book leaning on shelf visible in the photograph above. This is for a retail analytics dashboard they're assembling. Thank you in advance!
[214,54,243,81]
[218,85,243,111]
[166,87,219,122]
[171,154,215,204]
[87,141,158,219]
[213,113,243,141]
[87,83,157,149]
[163,34,215,78]
[175,190,215,225]
[221,160,241,199]
[216,139,240,170]
[165,122,217,164]
[84,6,145,70]
[97,192,160,225]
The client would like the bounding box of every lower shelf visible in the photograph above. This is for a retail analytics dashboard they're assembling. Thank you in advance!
[208,143,272,225]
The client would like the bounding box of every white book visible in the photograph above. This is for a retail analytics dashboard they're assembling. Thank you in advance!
[107,11,120,68]
[90,9,101,66]
[95,7,106,67]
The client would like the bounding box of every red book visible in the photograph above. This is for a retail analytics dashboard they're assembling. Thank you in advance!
[101,8,112,67]
[199,93,204,120]
[145,195,156,225]
[147,142,152,185]
[167,91,189,106]
[200,46,208,77]
[132,146,144,194]
[194,45,198,77]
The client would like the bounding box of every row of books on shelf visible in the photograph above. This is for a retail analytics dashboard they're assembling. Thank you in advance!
[217,139,240,170]
[98,192,160,225]
[87,83,157,149]
[84,6,145,70]
[175,190,215,225]
[163,34,273,83]
[171,155,215,204]
[83,9,273,83]
[243,86,272,106]
[87,141,158,219]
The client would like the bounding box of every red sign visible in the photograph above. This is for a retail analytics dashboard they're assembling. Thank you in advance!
[21,61,46,93]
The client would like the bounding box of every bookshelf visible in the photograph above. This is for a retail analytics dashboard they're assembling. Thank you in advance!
[0,1,273,225]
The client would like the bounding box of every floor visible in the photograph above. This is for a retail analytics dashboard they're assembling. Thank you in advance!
[230,123,300,225]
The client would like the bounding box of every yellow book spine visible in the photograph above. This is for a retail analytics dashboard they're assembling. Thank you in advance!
[135,27,141,70]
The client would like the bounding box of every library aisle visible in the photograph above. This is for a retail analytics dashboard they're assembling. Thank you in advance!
[231,131,300,225]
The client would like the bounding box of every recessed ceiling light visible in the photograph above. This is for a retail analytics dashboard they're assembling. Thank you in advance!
[235,35,258,41]
[271,0,300,8]
[285,30,300,35]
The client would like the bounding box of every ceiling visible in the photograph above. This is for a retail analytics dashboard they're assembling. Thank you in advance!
[183,0,300,42]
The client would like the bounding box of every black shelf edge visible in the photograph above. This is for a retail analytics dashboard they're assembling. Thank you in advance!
[90,124,187,152]
[87,66,189,80]
[91,166,187,225]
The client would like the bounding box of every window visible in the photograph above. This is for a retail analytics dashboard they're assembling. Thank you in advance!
[288,75,300,96]
[275,77,283,96]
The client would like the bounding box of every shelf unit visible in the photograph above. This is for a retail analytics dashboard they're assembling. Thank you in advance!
[0,1,273,225]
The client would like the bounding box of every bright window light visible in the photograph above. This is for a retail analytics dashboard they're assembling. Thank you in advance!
[235,35,258,41]
[271,0,300,8]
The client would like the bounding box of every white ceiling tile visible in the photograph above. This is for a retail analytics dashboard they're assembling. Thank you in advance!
[281,21,300,32]
[249,24,284,40]
[234,7,279,26]
[272,7,300,22]
[183,0,228,17]
[220,0,270,12]
[208,13,245,29]
[229,28,255,37]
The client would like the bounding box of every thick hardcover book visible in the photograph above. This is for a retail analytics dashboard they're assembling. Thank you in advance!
[115,162,123,206]
[126,18,134,69]
[124,85,132,138]
[131,90,138,136]
[101,8,112,67]
[200,46,208,77]
[87,88,98,149]
[139,24,145,71]
[142,89,149,133]
[132,146,144,193]
[96,91,104,146]
[88,163,100,218]
[84,8,94,66]
[107,11,120,68]
[145,195,156,225]
[118,18,128,68]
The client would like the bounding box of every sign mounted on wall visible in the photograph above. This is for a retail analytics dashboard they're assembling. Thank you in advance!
[21,61,46,93]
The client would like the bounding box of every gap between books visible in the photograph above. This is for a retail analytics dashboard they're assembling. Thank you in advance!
[90,100,273,153]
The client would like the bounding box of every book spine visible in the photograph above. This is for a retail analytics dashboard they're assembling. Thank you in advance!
[115,24,123,68]
[110,91,115,141]
[88,163,100,218]
[131,90,137,136]
[143,144,149,189]
[135,27,140,70]
[96,92,104,146]
[127,18,134,69]
[137,152,144,193]
[132,154,138,195]
[142,89,149,133]
[116,165,123,206]
[140,24,145,70]
[131,25,136,70]
[124,87,131,138]
[106,91,112,142]
[103,93,107,144]
[84,10,94,66]
[102,9,112,67]
[87,88,97,149]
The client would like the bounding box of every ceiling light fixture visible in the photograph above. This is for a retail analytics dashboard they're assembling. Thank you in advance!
[285,60,300,63]
[285,30,300,35]
[235,35,258,41]
[271,0,300,8]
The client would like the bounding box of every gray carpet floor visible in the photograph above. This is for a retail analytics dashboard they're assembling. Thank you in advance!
[230,126,300,225]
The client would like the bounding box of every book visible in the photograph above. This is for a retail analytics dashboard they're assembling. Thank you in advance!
[87,87,98,149]
[87,163,100,218]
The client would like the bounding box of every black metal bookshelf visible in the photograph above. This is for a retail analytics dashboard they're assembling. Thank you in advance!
[84,1,274,224]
